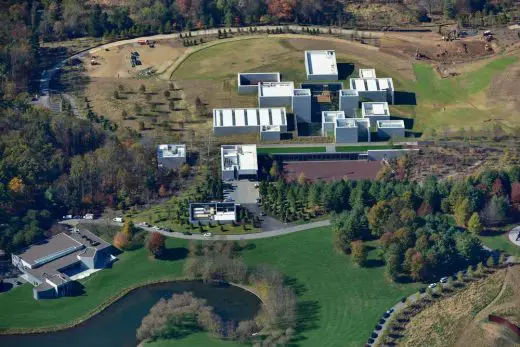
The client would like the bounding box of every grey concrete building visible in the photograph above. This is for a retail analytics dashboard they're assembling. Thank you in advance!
[304,50,338,81]
[376,120,405,139]
[339,89,360,117]
[361,102,391,126]
[322,111,345,137]
[189,202,238,225]
[221,144,258,181]
[292,88,312,123]
[237,72,280,94]
[12,230,115,300]
[157,144,186,170]
[352,118,371,142]
[260,125,282,141]
[258,82,294,107]
[350,78,395,104]
[213,107,287,137]
[335,118,358,143]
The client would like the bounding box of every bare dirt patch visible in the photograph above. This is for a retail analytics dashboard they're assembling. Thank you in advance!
[283,160,383,182]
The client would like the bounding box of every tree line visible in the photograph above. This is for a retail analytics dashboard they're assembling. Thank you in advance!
[0,103,177,253]
[260,163,520,282]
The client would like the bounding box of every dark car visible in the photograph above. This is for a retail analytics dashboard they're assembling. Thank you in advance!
[378,318,385,325]
[374,324,382,331]
[419,287,426,294]
[401,297,407,303]
[383,312,390,318]
[368,338,374,344]
[371,332,378,338]
[260,212,267,216]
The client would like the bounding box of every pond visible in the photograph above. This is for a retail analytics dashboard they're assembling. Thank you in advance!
[0,280,261,347]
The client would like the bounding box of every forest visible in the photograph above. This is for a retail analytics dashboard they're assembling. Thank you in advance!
[0,102,177,253]
[259,163,520,282]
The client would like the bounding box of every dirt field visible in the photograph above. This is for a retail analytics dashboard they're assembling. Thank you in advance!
[283,160,383,182]
[402,267,520,347]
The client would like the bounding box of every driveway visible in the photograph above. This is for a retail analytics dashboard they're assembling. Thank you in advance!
[60,219,331,241]
[225,180,259,204]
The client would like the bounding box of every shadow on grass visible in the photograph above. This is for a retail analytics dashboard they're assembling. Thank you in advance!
[365,259,385,268]
[337,63,355,80]
[67,281,86,297]
[0,282,13,293]
[294,300,321,338]
[156,247,189,261]
[394,91,417,105]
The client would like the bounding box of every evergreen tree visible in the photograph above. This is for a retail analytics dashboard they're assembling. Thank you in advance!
[467,212,483,234]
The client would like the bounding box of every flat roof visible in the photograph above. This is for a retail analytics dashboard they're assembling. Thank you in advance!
[305,50,338,76]
[221,144,258,172]
[214,108,287,127]
[377,120,405,128]
[157,144,186,158]
[16,233,83,267]
[359,69,376,79]
[350,78,394,92]
[362,102,390,116]
[336,118,357,128]
[322,111,345,123]
[259,82,294,97]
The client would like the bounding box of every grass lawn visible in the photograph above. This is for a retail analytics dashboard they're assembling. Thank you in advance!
[257,146,327,154]
[0,227,421,347]
[335,144,402,152]
[479,231,520,257]
[0,240,187,331]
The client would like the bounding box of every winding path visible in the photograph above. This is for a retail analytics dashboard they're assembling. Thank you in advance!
[61,218,331,240]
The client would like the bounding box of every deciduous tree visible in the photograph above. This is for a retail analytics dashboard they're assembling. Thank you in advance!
[351,240,367,266]
[146,232,166,256]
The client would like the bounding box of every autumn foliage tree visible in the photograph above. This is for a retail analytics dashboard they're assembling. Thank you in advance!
[113,231,130,250]
[351,240,367,266]
[267,0,296,21]
[146,232,166,257]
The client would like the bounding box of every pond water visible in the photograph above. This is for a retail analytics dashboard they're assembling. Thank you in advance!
[0,280,261,347]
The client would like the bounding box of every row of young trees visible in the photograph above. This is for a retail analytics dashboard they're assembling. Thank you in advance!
[183,240,297,344]
[260,164,520,281]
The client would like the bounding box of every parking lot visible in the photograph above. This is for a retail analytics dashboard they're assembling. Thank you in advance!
[224,180,259,204]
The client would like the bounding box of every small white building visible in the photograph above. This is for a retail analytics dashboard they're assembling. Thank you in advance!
[189,202,237,224]
[237,72,280,94]
[361,102,391,126]
[321,111,345,137]
[335,118,358,143]
[213,107,287,138]
[157,144,186,170]
[258,82,294,107]
[350,78,394,104]
[304,50,338,81]
[359,68,377,79]
[376,120,405,140]
[221,144,258,181]
[339,89,359,117]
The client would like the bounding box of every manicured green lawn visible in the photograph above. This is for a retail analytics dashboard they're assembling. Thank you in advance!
[479,231,520,257]
[335,145,402,152]
[0,240,187,331]
[0,227,421,347]
[257,146,327,154]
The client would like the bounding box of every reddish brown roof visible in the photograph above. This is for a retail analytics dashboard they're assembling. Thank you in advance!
[283,160,383,182]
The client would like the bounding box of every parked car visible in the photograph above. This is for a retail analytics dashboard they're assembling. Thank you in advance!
[378,318,385,325]
[137,222,150,227]
[182,231,192,235]
[260,211,267,216]
[152,226,161,231]
[256,198,261,203]
[62,215,72,220]
[113,217,123,223]
[368,338,374,344]
[73,215,82,219]
[374,324,382,331]
[83,213,94,220]
[401,297,407,303]
[385,308,394,315]
[254,183,259,188]
[419,287,426,293]
[440,276,449,283]
[371,332,378,338]
[15,281,22,285]
[428,283,437,289]
[383,312,390,318]
[203,232,212,237]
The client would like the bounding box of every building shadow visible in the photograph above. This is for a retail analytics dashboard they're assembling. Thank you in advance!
[67,281,86,297]
[0,282,13,293]
[156,247,189,261]
[394,91,417,105]
[391,116,415,130]
[337,63,355,80]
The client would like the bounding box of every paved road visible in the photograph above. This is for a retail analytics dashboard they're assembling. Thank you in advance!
[61,219,331,240]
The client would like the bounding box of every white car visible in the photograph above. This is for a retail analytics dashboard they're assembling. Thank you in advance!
[83,213,94,220]
[62,215,72,220]
[440,277,449,283]
[113,217,123,223]
[152,226,161,231]
[137,222,150,227]
[203,232,212,237]
[428,283,437,289]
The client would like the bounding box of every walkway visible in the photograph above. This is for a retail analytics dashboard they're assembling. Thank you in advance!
[508,226,520,247]
[61,219,331,240]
